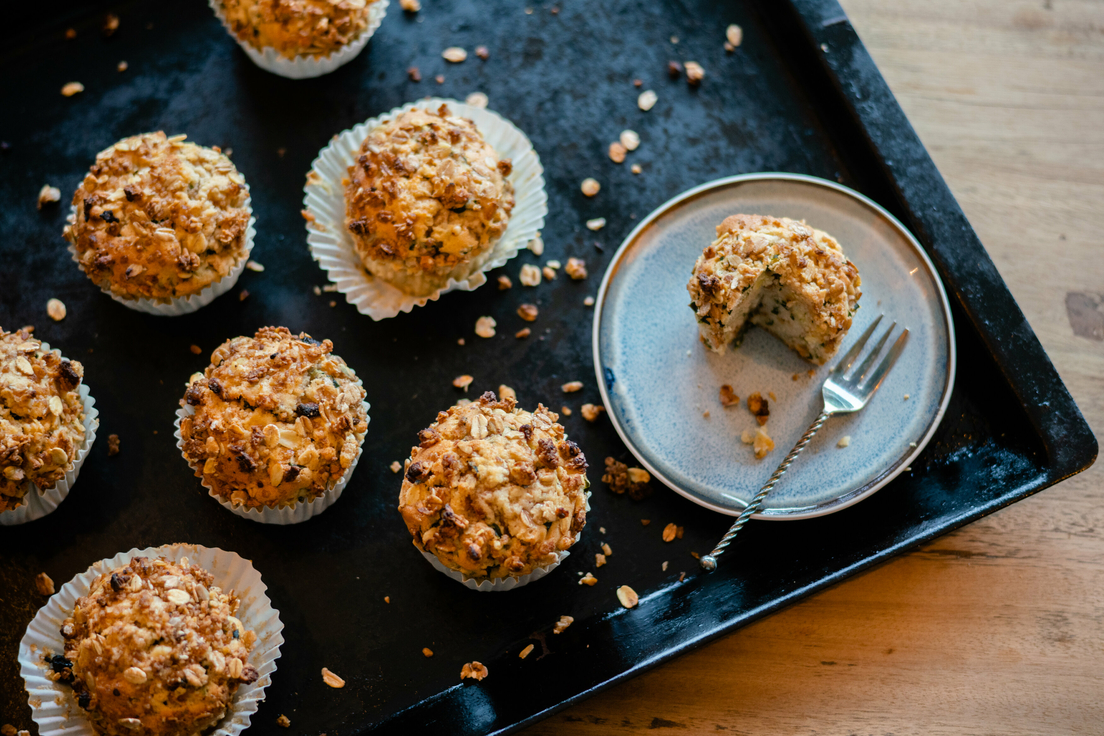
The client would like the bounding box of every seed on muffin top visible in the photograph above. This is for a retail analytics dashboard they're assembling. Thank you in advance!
[0,329,86,513]
[344,104,515,295]
[179,326,368,509]
[398,391,589,580]
[54,555,258,736]
[221,0,376,59]
[65,132,251,302]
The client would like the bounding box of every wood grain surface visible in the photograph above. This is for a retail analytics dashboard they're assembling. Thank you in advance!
[525,1,1104,733]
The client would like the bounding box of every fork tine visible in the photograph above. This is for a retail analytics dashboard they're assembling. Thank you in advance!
[860,328,909,392]
[852,321,897,381]
[834,314,882,374]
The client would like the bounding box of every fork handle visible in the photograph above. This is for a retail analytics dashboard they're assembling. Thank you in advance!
[700,410,832,571]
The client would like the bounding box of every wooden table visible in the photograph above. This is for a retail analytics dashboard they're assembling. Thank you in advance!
[526,1,1104,732]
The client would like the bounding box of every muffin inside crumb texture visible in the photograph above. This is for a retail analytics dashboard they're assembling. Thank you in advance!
[398,392,589,579]
[221,0,375,59]
[1,329,86,513]
[51,556,258,736]
[179,327,368,509]
[65,132,251,302]
[345,105,515,296]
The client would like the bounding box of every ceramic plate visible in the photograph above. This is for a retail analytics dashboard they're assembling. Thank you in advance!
[593,174,956,518]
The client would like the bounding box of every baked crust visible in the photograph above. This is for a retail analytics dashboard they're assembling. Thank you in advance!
[179,327,368,509]
[344,105,515,296]
[65,132,250,302]
[56,556,258,736]
[0,329,85,512]
[221,0,374,58]
[687,214,861,364]
[398,392,589,580]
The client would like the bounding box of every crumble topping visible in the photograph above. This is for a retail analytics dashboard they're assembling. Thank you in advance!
[221,0,375,59]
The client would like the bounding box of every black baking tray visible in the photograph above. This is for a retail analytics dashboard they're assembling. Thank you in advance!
[0,0,1096,733]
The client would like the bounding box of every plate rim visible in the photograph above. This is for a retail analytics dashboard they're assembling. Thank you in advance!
[591,172,958,520]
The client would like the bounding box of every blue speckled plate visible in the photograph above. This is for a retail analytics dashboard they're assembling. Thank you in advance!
[593,174,956,518]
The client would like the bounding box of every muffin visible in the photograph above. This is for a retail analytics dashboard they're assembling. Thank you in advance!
[219,0,377,59]
[398,391,589,581]
[64,132,252,305]
[344,104,516,296]
[54,555,258,736]
[687,214,861,364]
[0,329,86,513]
[179,326,368,511]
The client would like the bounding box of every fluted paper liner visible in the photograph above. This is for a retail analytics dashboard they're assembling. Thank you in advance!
[20,544,283,736]
[0,341,99,526]
[209,0,388,79]
[304,98,547,320]
[173,394,370,525]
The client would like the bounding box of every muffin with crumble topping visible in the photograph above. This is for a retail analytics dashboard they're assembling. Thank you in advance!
[177,326,368,521]
[1,328,89,518]
[55,555,259,736]
[688,214,861,365]
[64,132,253,314]
[344,104,516,297]
[398,391,589,588]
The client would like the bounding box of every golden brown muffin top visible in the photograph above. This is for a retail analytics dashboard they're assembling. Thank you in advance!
[65,132,251,302]
[180,326,368,509]
[221,0,374,59]
[398,391,589,580]
[57,556,258,736]
[344,105,515,281]
[688,214,861,346]
[0,329,85,512]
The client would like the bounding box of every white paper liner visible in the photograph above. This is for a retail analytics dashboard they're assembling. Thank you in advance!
[64,198,256,317]
[417,492,590,592]
[304,98,548,320]
[19,544,284,736]
[173,393,370,525]
[0,342,99,527]
[209,0,388,79]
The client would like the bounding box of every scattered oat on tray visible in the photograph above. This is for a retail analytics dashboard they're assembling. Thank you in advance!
[602,457,651,500]
[461,661,488,681]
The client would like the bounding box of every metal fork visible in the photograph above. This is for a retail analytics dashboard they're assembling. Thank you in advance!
[699,314,909,571]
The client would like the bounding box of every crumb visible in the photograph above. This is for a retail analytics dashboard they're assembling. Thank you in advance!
[238,289,249,301]
[837,436,851,448]
[662,561,668,571]
[435,74,445,84]
[475,45,489,60]
[551,5,559,13]
[65,28,76,39]
[904,394,910,400]
[245,260,264,272]
[475,316,497,338]
[581,178,600,197]
[453,375,474,391]
[422,647,433,657]
[599,526,606,534]
[313,285,322,295]
[321,667,345,688]
[792,373,800,381]
[329,300,337,307]
[667,60,683,78]
[678,572,686,582]
[497,274,512,290]
[581,403,605,422]
[596,554,606,569]
[808,369,816,377]
[276,715,291,728]
[620,130,640,151]
[400,0,420,11]
[641,519,650,526]
[719,385,739,407]
[609,142,627,163]
[561,406,572,416]
[107,434,120,456]
[768,391,777,401]
[542,266,556,281]
[662,523,677,542]
[584,296,596,306]
[562,381,583,393]
[546,259,561,269]
[37,184,61,209]
[46,298,66,321]
[741,426,775,458]
[407,66,422,82]
[627,467,650,484]
[461,662,488,681]
[670,35,679,43]
[498,384,516,401]
[519,643,535,658]
[631,163,642,174]
[676,526,684,539]
[727,24,743,47]
[747,392,769,425]
[528,237,544,255]
[684,61,705,85]
[301,209,315,222]
[276,147,286,157]
[601,542,612,557]
[190,344,202,355]
[579,573,597,586]
[465,91,489,108]
[457,338,465,345]
[34,572,55,596]
[517,304,538,322]
[390,460,402,473]
[725,42,735,52]
[703,411,710,418]
[553,615,574,634]
[384,596,390,603]
[102,13,120,36]
[638,90,658,111]
[690,551,700,559]
[515,327,531,339]
[443,47,467,62]
[519,264,541,286]
[586,218,606,231]
[602,457,650,500]
[616,585,639,609]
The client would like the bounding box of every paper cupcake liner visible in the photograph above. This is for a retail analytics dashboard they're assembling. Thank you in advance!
[0,342,99,527]
[304,97,547,320]
[209,0,388,79]
[417,492,590,592]
[173,394,371,525]
[64,198,256,317]
[19,543,283,736]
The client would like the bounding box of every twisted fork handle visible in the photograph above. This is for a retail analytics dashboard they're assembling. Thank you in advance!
[700,410,832,571]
